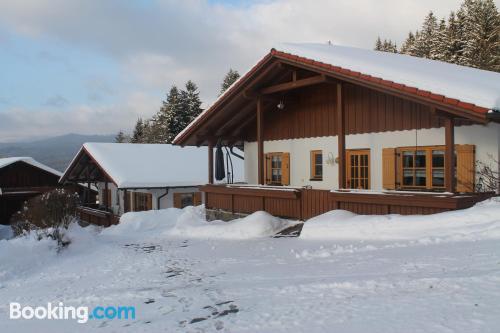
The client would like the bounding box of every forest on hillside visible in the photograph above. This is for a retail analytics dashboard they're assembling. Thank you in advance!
[375,0,499,72]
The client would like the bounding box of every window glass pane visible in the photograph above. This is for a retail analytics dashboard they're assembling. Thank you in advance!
[432,169,444,187]
[403,169,413,185]
[432,150,444,167]
[180,194,194,208]
[315,165,322,177]
[415,169,426,186]
[315,153,322,165]
[415,150,426,167]
[403,152,413,167]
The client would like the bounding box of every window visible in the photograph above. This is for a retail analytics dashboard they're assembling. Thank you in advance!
[132,192,152,212]
[310,150,323,180]
[398,146,446,190]
[173,192,202,208]
[264,152,290,185]
[346,149,370,189]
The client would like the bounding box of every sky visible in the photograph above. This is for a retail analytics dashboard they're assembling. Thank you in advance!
[0,0,490,142]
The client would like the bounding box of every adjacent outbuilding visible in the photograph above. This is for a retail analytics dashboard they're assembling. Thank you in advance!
[0,157,93,224]
[60,143,208,226]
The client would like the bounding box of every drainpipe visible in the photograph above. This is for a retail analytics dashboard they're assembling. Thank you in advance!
[157,188,169,210]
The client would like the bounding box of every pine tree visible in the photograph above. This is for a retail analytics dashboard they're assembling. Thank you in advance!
[382,39,398,53]
[431,18,449,61]
[374,36,383,51]
[184,80,203,121]
[131,118,145,143]
[115,131,127,143]
[462,0,500,71]
[220,69,240,95]
[400,32,416,54]
[413,11,439,58]
[445,11,465,65]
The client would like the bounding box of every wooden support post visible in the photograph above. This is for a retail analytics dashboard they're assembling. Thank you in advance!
[104,182,108,208]
[257,98,264,185]
[444,116,455,193]
[208,142,214,184]
[337,83,346,189]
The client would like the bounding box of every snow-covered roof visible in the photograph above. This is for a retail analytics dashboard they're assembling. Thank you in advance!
[174,43,500,145]
[0,157,62,177]
[275,43,500,112]
[64,143,208,188]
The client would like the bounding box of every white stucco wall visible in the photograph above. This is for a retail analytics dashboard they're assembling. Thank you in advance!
[97,184,201,215]
[244,123,500,191]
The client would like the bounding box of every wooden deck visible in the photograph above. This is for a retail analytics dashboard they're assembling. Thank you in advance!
[76,206,119,227]
[201,184,494,220]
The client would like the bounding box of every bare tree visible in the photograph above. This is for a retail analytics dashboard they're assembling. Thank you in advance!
[476,154,499,193]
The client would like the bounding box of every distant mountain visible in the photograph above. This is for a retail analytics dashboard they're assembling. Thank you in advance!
[0,133,115,172]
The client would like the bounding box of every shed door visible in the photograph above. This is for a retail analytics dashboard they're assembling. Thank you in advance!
[346,149,370,189]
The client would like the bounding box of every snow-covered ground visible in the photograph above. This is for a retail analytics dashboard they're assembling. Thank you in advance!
[1,199,500,332]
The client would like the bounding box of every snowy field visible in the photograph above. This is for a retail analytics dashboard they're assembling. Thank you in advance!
[1,198,500,332]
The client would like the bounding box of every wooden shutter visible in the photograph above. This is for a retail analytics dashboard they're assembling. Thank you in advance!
[173,193,182,208]
[382,148,396,190]
[264,153,272,184]
[281,152,290,186]
[146,193,153,210]
[193,192,202,206]
[456,144,475,193]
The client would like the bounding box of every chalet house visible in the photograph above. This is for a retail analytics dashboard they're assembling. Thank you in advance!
[0,157,94,224]
[174,43,500,220]
[60,143,207,226]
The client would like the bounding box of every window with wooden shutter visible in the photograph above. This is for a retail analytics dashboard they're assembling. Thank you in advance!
[173,192,197,208]
[132,192,152,211]
[456,144,475,192]
[264,152,290,185]
[382,148,396,190]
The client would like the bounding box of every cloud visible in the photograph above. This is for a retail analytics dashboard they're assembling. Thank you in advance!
[0,0,474,140]
[0,92,160,141]
[43,94,69,107]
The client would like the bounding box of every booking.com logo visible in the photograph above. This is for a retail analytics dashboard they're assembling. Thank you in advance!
[9,302,136,324]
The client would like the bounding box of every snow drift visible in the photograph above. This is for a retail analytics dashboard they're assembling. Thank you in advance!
[104,205,299,240]
[300,197,500,241]
[0,224,13,240]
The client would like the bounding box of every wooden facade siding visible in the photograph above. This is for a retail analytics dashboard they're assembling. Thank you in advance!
[77,206,119,227]
[202,185,492,220]
[245,83,471,142]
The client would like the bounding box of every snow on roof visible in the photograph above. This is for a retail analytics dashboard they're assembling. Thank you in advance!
[76,143,208,188]
[0,157,62,177]
[276,43,500,111]
[175,43,500,144]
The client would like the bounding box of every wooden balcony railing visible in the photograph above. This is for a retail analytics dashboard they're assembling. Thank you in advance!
[201,184,494,220]
[76,206,119,227]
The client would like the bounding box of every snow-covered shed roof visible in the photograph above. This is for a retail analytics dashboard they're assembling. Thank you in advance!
[174,43,500,146]
[0,157,62,177]
[61,143,208,188]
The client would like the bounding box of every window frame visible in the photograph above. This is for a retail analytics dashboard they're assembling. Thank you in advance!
[266,152,283,185]
[310,150,323,181]
[397,145,446,191]
[346,149,371,189]
[132,191,152,212]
